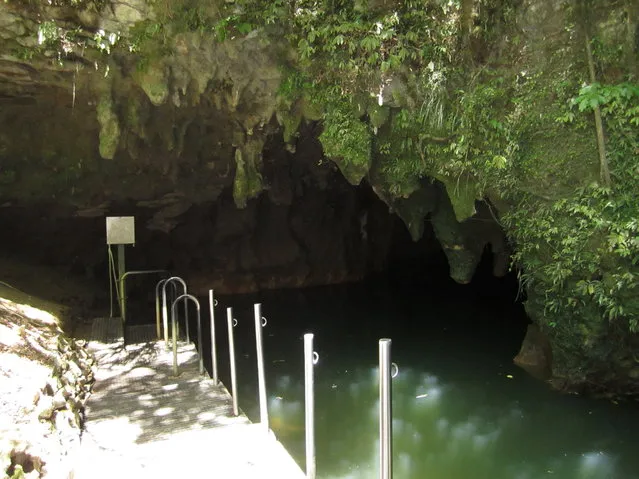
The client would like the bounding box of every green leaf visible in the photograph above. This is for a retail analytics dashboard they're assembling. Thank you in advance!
[236,23,253,35]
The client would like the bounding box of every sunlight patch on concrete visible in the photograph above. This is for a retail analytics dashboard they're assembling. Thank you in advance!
[196,411,218,421]
[153,407,174,417]
[77,339,304,478]
[130,367,155,378]
[88,417,143,446]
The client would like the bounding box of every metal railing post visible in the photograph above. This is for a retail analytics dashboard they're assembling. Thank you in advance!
[117,244,126,324]
[254,303,269,433]
[195,296,204,375]
[379,338,393,479]
[304,333,318,479]
[155,279,167,339]
[171,297,179,376]
[208,289,219,384]
[171,294,203,376]
[162,276,187,347]
[119,275,126,325]
[227,307,239,416]
[117,269,168,326]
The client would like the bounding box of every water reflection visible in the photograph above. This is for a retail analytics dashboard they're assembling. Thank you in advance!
[262,365,638,479]
[204,280,639,479]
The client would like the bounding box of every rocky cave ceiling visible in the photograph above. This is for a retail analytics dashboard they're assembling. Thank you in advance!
[0,0,511,293]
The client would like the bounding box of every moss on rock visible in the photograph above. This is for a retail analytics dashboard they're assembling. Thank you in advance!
[277,107,302,144]
[96,94,120,160]
[435,174,478,222]
[367,103,390,130]
[300,95,324,121]
[319,104,372,185]
[232,140,264,208]
[133,62,169,106]
[124,93,150,140]
[430,184,481,284]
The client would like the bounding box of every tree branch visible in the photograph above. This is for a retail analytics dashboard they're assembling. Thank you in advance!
[584,36,611,187]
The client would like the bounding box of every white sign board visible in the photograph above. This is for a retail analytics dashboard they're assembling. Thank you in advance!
[106,216,135,245]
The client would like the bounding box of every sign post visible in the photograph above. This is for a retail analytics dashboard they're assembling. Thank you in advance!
[106,216,135,322]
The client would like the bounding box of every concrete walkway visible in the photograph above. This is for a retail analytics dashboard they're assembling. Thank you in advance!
[74,334,305,478]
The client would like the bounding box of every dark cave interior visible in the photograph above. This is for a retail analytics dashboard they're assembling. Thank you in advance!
[0,175,529,343]
[0,123,528,343]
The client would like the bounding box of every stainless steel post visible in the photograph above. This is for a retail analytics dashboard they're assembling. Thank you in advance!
[171,294,203,376]
[209,289,218,384]
[155,279,167,339]
[184,298,190,344]
[379,338,392,479]
[117,269,168,330]
[171,297,179,376]
[162,277,187,347]
[304,333,317,479]
[163,282,176,345]
[227,307,239,416]
[117,244,126,324]
[254,303,269,433]
[194,296,203,375]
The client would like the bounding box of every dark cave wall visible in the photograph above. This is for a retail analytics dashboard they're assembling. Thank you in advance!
[0,131,449,298]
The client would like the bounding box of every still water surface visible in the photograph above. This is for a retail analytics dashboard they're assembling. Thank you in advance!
[201,275,639,479]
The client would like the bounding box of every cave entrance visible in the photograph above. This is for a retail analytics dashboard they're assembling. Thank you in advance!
[0,123,529,354]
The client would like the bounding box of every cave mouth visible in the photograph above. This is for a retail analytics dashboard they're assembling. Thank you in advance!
[113,182,528,357]
[0,181,528,333]
[0,126,528,347]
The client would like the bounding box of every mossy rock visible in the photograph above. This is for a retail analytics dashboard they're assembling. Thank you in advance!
[330,156,371,186]
[96,94,120,160]
[320,107,372,185]
[516,125,599,198]
[300,95,324,121]
[277,108,302,144]
[133,62,169,106]
[367,103,390,129]
[124,93,150,140]
[233,144,263,208]
[391,185,437,241]
[435,174,478,222]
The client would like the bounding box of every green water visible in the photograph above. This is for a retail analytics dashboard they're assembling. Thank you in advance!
[208,275,639,479]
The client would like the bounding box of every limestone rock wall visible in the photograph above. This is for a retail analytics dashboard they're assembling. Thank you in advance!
[0,0,512,295]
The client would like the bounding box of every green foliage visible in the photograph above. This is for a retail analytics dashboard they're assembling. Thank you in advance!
[443,76,516,193]
[375,108,427,196]
[319,98,372,184]
[211,0,469,186]
[8,0,107,8]
[503,80,639,379]
[570,82,639,118]
[127,20,166,53]
[7,0,639,388]
[506,184,639,328]
[7,0,116,62]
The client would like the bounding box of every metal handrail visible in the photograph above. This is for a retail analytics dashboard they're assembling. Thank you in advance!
[170,293,203,376]
[155,279,178,339]
[254,303,269,433]
[119,269,169,324]
[304,333,319,479]
[208,289,219,384]
[227,307,239,416]
[379,339,398,479]
[161,276,188,347]
[155,279,167,340]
